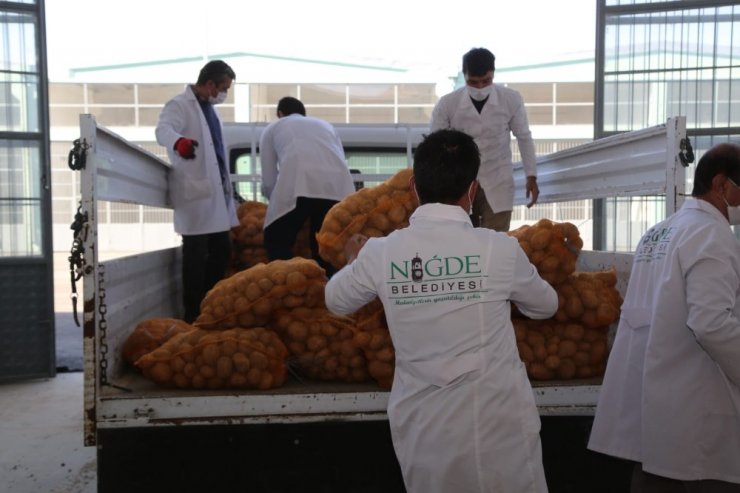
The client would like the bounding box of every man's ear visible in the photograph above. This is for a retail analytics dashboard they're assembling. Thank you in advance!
[409,175,419,202]
[470,180,479,201]
[712,173,727,193]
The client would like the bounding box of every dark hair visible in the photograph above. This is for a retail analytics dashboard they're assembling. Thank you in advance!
[691,142,740,196]
[277,96,306,116]
[462,48,496,76]
[413,129,480,205]
[196,60,236,86]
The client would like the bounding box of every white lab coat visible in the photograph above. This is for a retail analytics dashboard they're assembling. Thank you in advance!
[325,203,558,493]
[155,85,238,235]
[588,198,740,483]
[431,85,537,213]
[259,114,355,228]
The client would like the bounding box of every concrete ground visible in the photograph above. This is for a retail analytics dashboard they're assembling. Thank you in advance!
[0,372,96,493]
[0,254,96,493]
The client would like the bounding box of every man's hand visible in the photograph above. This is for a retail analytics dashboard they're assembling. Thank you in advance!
[344,234,368,264]
[526,176,539,208]
[174,138,199,159]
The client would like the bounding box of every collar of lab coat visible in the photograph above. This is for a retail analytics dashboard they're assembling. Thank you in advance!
[409,203,473,226]
[684,197,730,225]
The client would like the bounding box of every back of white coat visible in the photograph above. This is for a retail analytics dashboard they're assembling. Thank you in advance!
[326,204,558,493]
[589,198,740,483]
[259,114,355,228]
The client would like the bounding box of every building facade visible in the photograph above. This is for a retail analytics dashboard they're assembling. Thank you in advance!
[49,77,596,253]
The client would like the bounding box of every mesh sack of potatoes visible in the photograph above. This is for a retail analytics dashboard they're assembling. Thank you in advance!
[122,318,195,366]
[135,327,288,390]
[317,168,418,270]
[228,201,312,274]
[507,219,584,285]
[195,258,327,330]
[513,318,609,381]
[350,298,395,389]
[552,268,622,329]
[270,307,370,383]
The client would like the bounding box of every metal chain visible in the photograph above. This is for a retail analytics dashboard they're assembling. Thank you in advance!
[96,264,131,392]
[98,264,109,386]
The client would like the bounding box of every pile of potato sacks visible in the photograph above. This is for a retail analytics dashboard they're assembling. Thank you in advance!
[128,170,419,390]
[133,257,327,390]
[507,219,623,380]
[127,169,623,390]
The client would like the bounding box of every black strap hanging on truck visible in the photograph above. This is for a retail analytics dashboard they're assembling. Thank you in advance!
[679,136,695,167]
[68,137,90,325]
[68,138,89,170]
[69,203,88,327]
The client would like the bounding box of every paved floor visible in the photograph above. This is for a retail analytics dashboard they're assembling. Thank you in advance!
[0,372,96,493]
[0,254,97,493]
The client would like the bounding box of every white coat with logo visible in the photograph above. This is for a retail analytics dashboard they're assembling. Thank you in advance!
[259,114,355,228]
[325,203,558,493]
[155,85,238,235]
[431,85,537,213]
[588,198,740,483]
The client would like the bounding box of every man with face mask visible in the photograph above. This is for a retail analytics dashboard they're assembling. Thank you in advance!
[156,60,238,323]
[431,47,538,232]
[589,143,740,492]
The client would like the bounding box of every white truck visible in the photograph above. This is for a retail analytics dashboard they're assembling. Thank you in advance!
[74,114,688,492]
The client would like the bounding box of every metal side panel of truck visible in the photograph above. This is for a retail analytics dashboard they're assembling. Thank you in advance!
[74,114,687,492]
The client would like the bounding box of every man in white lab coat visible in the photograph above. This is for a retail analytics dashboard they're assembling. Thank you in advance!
[588,143,740,492]
[431,47,539,232]
[260,97,355,276]
[155,60,239,323]
[325,129,558,493]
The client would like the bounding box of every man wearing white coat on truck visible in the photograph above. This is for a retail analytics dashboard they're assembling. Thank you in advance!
[431,47,539,232]
[589,143,740,492]
[260,96,355,276]
[325,129,558,493]
[155,60,238,323]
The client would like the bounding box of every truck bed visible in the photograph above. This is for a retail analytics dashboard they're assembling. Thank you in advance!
[86,247,627,434]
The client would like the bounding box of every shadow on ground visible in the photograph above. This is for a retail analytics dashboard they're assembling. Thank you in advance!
[56,312,83,372]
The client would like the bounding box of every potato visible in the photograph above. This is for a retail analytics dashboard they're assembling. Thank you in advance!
[529,362,554,380]
[249,351,269,370]
[232,352,251,372]
[557,358,577,379]
[216,356,234,379]
[530,228,552,250]
[149,362,173,384]
[517,342,534,363]
[201,344,221,365]
[544,355,560,370]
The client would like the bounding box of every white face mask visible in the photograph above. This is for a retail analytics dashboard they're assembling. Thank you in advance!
[467,85,492,101]
[467,184,474,215]
[209,91,227,105]
[723,177,740,225]
[723,197,740,225]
